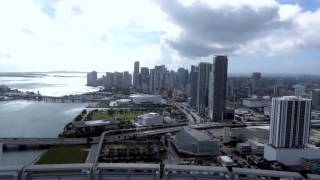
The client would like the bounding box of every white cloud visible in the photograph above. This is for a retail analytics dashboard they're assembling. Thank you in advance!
[0,0,319,72]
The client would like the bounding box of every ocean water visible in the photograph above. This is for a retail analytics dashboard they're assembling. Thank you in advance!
[0,72,100,97]
[0,73,95,166]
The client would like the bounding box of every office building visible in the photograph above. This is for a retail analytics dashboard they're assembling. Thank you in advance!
[133,61,140,90]
[177,68,188,89]
[197,62,212,115]
[189,65,198,109]
[208,56,228,121]
[87,71,98,86]
[251,72,262,94]
[140,67,150,93]
[122,71,132,89]
[264,96,320,166]
[293,84,306,97]
[312,89,320,110]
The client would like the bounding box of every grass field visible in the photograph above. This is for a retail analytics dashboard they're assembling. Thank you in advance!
[91,111,145,121]
[36,145,88,164]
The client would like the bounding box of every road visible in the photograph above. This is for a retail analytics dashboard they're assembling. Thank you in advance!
[0,137,99,146]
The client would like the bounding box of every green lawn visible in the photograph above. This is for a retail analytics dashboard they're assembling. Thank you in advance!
[36,145,88,164]
[91,111,145,121]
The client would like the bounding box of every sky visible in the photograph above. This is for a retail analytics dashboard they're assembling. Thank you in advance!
[0,0,320,74]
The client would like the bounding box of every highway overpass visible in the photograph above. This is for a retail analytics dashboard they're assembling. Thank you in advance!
[1,163,317,180]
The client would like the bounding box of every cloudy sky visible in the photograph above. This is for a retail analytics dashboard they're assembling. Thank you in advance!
[0,0,320,74]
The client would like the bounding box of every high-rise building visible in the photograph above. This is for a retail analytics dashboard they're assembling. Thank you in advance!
[113,72,123,88]
[149,69,155,94]
[133,61,140,90]
[177,68,188,89]
[312,89,320,110]
[293,84,306,97]
[269,96,311,148]
[190,65,198,109]
[151,65,166,94]
[197,62,212,115]
[123,71,132,89]
[140,67,150,93]
[87,71,98,86]
[264,96,320,166]
[251,72,262,94]
[208,56,228,121]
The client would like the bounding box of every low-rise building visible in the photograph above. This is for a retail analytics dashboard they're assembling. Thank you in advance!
[173,127,220,156]
[236,140,264,155]
[218,156,234,167]
[130,94,163,104]
[301,158,320,174]
[264,144,320,166]
[136,113,163,126]
[242,96,271,108]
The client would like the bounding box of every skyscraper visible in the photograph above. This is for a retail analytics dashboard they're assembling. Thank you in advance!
[251,72,262,94]
[190,65,198,109]
[269,96,311,148]
[87,71,98,86]
[177,68,188,89]
[133,61,140,90]
[140,67,150,93]
[123,71,132,89]
[208,56,228,121]
[197,62,212,115]
[264,96,319,166]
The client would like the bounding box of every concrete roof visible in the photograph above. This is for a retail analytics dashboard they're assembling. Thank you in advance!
[232,168,303,178]
[165,165,229,173]
[182,127,213,142]
[98,163,160,170]
[25,163,93,172]
[0,165,23,172]
[307,174,320,180]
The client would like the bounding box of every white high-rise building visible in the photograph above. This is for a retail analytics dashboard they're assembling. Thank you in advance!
[269,96,311,148]
[264,96,320,166]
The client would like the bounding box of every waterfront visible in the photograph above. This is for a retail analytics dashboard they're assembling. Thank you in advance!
[0,100,87,166]
[0,72,100,97]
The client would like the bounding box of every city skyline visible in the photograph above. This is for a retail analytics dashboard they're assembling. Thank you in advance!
[0,0,320,74]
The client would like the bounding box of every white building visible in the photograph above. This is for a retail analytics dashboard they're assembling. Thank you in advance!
[218,156,234,167]
[130,94,163,104]
[264,96,320,166]
[264,144,320,166]
[269,96,311,148]
[136,113,163,126]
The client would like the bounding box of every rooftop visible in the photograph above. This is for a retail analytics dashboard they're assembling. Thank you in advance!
[182,127,213,142]
[277,96,311,101]
[232,168,303,178]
